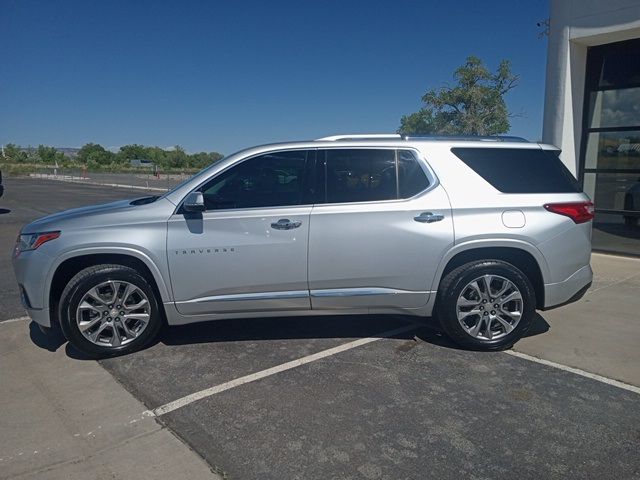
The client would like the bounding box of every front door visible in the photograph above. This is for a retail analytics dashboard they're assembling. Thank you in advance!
[308,148,453,310]
[167,149,314,315]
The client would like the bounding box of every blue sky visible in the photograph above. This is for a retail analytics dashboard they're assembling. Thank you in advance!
[0,0,550,154]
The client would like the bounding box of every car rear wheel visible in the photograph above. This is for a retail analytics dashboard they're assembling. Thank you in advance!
[58,264,162,357]
[436,260,536,350]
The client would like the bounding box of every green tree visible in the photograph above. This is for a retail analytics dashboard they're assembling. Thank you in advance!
[189,151,224,169]
[77,143,115,165]
[117,144,147,162]
[166,145,188,169]
[398,56,519,136]
[36,145,66,164]
[2,143,29,163]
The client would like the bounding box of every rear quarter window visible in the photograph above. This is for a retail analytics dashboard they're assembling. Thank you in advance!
[451,147,582,194]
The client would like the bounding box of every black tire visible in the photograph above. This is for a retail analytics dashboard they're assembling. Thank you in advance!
[436,260,536,351]
[58,264,162,358]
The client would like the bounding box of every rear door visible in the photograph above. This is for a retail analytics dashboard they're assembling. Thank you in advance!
[308,148,453,310]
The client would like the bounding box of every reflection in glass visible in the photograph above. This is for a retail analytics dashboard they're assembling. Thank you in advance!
[592,213,640,256]
[587,38,640,89]
[584,38,640,255]
[585,131,640,170]
[592,172,640,212]
[588,87,640,128]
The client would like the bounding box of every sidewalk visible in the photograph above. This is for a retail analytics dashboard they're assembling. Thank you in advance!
[515,252,640,387]
[0,321,221,480]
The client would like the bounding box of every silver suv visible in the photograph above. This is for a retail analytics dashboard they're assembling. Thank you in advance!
[12,134,594,357]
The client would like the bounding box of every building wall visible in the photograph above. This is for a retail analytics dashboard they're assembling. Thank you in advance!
[542,0,640,174]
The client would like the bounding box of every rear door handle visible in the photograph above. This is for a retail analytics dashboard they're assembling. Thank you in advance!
[414,212,444,223]
[271,218,302,230]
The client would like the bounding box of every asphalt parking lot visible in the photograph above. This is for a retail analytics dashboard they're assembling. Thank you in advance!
[1,177,639,479]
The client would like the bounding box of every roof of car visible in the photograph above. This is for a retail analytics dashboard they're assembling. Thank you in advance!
[245,134,558,152]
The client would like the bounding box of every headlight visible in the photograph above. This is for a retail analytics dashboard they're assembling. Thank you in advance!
[14,231,61,257]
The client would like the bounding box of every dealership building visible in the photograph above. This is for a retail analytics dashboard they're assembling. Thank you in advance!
[543,0,640,256]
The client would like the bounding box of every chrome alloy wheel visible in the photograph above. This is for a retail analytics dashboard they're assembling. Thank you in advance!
[76,280,151,347]
[456,275,523,341]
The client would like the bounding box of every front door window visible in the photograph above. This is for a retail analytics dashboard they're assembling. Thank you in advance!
[200,150,310,210]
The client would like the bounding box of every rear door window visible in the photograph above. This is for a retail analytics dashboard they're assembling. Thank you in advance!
[398,150,430,197]
[451,147,582,193]
[322,149,397,203]
[316,148,431,203]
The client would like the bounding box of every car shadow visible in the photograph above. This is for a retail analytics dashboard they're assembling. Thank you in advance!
[161,314,460,348]
[29,321,66,352]
[159,312,551,352]
[525,313,550,338]
[29,312,551,359]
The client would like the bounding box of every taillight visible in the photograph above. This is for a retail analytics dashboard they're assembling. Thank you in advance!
[543,201,594,224]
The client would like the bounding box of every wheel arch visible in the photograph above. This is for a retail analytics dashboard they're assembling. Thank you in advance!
[48,250,170,326]
[432,242,547,310]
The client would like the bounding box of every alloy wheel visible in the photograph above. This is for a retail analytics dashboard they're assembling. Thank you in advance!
[456,274,523,341]
[75,280,151,347]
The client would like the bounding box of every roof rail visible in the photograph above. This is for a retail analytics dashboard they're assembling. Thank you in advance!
[401,134,529,143]
[314,133,529,143]
[315,134,402,141]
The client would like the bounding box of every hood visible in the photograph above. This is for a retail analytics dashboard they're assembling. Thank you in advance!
[22,196,170,233]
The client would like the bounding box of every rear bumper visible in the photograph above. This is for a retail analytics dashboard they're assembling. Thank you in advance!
[542,264,593,310]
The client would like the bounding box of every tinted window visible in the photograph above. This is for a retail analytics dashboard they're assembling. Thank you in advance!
[451,148,581,194]
[200,150,308,210]
[323,149,396,203]
[398,150,430,197]
[586,38,640,89]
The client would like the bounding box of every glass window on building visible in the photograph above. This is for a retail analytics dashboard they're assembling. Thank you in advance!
[582,38,640,256]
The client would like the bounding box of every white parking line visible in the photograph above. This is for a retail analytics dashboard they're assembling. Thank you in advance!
[504,350,640,395]
[0,316,30,325]
[6,312,637,406]
[149,322,420,417]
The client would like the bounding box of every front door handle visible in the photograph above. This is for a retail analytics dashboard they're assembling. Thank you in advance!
[271,218,302,230]
[414,212,444,223]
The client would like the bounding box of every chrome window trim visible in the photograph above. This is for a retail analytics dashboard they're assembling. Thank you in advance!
[313,146,440,208]
[173,147,317,215]
[173,145,440,215]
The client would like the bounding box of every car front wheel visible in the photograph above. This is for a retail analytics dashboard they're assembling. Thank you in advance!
[58,264,162,357]
[436,260,536,350]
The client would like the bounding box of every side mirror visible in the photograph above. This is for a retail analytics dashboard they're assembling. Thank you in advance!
[183,191,206,212]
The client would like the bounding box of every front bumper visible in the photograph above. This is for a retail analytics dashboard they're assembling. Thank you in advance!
[542,264,593,310]
[23,307,51,327]
[12,249,53,326]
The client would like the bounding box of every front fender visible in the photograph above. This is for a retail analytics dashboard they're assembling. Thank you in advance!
[43,246,173,310]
